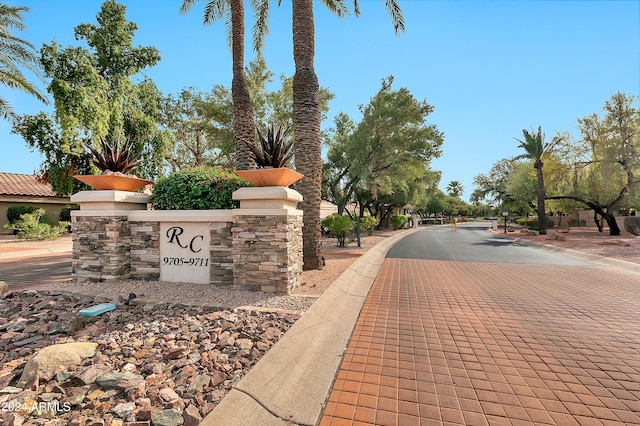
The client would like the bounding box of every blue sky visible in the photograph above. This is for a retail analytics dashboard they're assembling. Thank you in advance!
[2,0,639,201]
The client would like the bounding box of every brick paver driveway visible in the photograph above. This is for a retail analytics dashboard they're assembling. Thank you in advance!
[321,225,640,425]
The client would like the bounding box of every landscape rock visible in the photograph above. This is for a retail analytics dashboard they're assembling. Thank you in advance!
[95,372,144,389]
[17,342,98,387]
[183,404,202,426]
[151,408,184,426]
[0,290,299,424]
[0,281,8,296]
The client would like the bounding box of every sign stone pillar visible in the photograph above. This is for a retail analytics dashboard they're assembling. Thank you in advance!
[232,186,303,294]
[70,190,150,282]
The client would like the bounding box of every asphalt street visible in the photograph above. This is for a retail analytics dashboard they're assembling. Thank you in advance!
[387,222,595,265]
[0,252,72,290]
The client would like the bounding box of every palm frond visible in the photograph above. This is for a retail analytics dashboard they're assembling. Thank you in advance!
[320,0,349,18]
[250,0,270,54]
[385,0,405,34]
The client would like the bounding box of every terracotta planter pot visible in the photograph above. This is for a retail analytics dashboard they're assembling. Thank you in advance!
[73,175,154,192]
[233,168,303,187]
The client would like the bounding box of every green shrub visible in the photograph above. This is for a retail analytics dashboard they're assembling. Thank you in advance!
[4,208,69,240]
[60,204,80,222]
[390,215,408,230]
[527,218,555,231]
[624,217,640,236]
[515,218,528,226]
[359,216,378,236]
[568,218,586,227]
[7,205,35,224]
[322,214,355,247]
[151,167,252,210]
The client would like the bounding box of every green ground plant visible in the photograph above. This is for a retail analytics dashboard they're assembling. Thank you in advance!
[322,214,355,247]
[390,214,408,230]
[4,208,69,240]
[360,216,378,236]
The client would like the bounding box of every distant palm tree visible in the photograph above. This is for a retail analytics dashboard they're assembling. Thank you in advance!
[292,0,405,270]
[0,3,47,122]
[181,0,270,170]
[515,126,561,235]
[446,180,464,198]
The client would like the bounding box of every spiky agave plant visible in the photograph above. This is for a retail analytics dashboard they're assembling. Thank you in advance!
[88,136,141,175]
[245,123,294,168]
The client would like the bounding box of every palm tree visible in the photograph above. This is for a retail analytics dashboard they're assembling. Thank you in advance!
[0,3,47,122]
[293,0,405,270]
[515,126,561,235]
[181,0,270,170]
[446,180,464,198]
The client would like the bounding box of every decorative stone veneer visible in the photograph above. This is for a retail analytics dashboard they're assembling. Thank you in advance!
[71,215,131,282]
[129,221,160,281]
[70,187,303,294]
[232,213,303,294]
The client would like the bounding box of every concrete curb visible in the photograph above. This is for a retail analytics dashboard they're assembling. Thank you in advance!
[0,245,72,260]
[201,228,419,426]
[495,232,640,274]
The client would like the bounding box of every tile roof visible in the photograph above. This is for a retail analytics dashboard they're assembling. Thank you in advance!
[0,173,57,197]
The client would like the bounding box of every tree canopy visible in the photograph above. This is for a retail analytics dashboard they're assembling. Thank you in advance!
[13,0,168,195]
[473,92,640,235]
[323,76,443,220]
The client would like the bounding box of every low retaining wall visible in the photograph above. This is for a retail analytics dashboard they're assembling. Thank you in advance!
[70,188,303,294]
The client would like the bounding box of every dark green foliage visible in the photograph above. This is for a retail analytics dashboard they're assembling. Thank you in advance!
[624,217,640,236]
[59,204,80,222]
[515,217,528,226]
[321,214,355,247]
[568,218,586,227]
[151,166,252,210]
[390,214,408,230]
[7,205,35,223]
[527,218,555,231]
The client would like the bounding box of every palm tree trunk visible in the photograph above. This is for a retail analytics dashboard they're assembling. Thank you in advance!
[536,164,547,235]
[293,0,323,270]
[230,0,256,170]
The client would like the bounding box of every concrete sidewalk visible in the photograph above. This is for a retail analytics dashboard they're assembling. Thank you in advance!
[0,238,72,260]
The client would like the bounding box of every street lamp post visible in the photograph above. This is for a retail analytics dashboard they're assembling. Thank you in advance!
[502,211,509,234]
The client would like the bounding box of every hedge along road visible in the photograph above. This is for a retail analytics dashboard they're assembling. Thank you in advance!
[387,221,595,265]
[0,252,72,290]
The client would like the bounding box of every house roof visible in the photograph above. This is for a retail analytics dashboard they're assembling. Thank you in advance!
[0,173,57,197]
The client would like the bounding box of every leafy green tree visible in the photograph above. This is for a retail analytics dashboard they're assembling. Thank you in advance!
[514,126,562,235]
[292,0,405,270]
[160,57,334,172]
[13,1,168,195]
[323,77,443,221]
[504,160,537,216]
[160,86,234,171]
[0,3,47,122]
[472,158,518,208]
[446,180,464,197]
[546,93,640,235]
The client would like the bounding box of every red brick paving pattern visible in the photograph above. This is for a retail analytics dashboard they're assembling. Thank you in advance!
[320,259,640,425]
